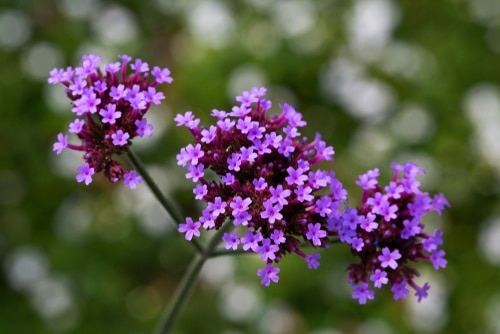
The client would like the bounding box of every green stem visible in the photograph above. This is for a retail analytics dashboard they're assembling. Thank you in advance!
[153,223,232,334]
[126,149,203,253]
[211,248,251,257]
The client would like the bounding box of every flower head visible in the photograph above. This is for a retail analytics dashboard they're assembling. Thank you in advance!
[175,87,344,285]
[49,54,172,187]
[336,162,449,303]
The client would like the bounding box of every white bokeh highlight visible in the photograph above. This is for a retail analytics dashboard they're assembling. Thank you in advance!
[91,5,138,45]
[479,216,500,265]
[187,0,235,48]
[346,0,400,62]
[0,10,31,50]
[464,83,500,174]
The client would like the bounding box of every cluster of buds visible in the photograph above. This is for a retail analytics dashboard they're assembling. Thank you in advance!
[175,87,347,286]
[332,162,449,303]
[49,54,172,188]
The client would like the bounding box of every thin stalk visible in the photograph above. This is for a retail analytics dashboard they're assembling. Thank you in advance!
[153,223,232,334]
[127,149,203,253]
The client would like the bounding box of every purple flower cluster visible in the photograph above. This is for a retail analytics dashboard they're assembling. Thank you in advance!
[333,162,450,303]
[49,54,173,188]
[175,87,346,286]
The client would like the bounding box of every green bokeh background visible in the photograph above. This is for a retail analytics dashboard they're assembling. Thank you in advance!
[1,0,499,333]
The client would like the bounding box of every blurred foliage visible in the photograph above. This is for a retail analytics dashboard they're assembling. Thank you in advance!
[1,0,500,333]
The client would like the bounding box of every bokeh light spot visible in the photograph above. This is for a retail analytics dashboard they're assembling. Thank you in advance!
[478,217,500,265]
[390,104,435,144]
[0,10,31,50]
[22,42,63,81]
[187,0,235,48]
[4,246,49,292]
[91,5,138,45]
[218,282,261,322]
[57,0,99,19]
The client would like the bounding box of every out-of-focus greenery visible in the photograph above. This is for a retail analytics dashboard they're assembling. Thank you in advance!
[1,0,500,333]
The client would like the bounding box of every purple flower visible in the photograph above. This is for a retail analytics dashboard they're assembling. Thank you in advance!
[193,184,208,200]
[105,62,120,73]
[93,80,107,93]
[260,201,283,224]
[241,231,263,252]
[352,282,375,304]
[423,230,444,252]
[285,166,308,186]
[221,173,235,185]
[359,213,378,232]
[315,196,333,217]
[52,133,68,155]
[184,143,205,165]
[152,66,173,84]
[174,111,200,129]
[50,53,172,188]
[391,281,410,300]
[178,217,201,241]
[185,164,204,182]
[430,249,447,269]
[217,118,235,132]
[130,58,149,73]
[385,181,404,199]
[111,130,129,146]
[76,162,95,185]
[269,185,291,206]
[123,170,142,189]
[253,177,267,190]
[236,116,254,134]
[355,168,379,190]
[351,237,364,252]
[366,192,387,215]
[110,84,126,100]
[208,197,227,217]
[144,87,165,105]
[306,253,321,269]
[270,230,286,244]
[370,269,388,288]
[294,185,314,202]
[227,153,242,171]
[306,223,327,246]
[257,263,280,286]
[379,202,398,222]
[135,119,153,137]
[378,247,402,270]
[69,77,87,95]
[68,119,85,134]
[257,238,279,262]
[432,193,450,215]
[99,104,121,124]
[76,89,101,114]
[236,90,259,105]
[222,231,241,250]
[415,282,430,302]
[201,126,217,144]
[230,196,252,216]
[401,218,422,239]
[48,68,64,84]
